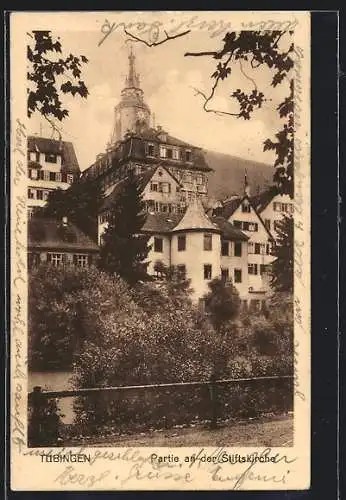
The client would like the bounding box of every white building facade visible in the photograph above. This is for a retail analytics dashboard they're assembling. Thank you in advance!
[27,136,80,217]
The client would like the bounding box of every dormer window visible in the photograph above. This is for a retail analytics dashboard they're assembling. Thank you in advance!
[159,146,167,158]
[45,153,57,163]
[173,149,180,160]
[166,148,173,159]
[147,144,155,156]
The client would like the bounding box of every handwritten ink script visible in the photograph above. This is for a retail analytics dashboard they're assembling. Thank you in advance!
[98,17,234,46]
[45,447,297,489]
[12,118,27,454]
[99,17,300,47]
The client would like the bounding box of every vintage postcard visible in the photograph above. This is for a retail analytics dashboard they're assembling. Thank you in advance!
[10,10,310,491]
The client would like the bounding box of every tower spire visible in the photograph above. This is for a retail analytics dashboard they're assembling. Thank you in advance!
[126,45,140,88]
[244,169,250,196]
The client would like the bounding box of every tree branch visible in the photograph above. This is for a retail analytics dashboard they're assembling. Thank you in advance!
[184,51,219,57]
[124,28,190,47]
[239,58,257,90]
[42,114,63,141]
[189,53,243,117]
[190,86,240,117]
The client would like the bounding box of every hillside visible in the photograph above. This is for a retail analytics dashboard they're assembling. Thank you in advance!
[204,150,273,201]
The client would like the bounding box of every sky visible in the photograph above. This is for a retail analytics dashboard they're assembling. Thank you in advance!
[28,26,291,172]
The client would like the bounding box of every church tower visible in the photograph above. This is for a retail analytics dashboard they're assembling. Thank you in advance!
[109,46,151,147]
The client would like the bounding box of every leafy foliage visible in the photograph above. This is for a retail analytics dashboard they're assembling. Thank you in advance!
[28,264,293,436]
[185,31,294,196]
[27,31,89,127]
[40,176,104,242]
[98,171,151,284]
[270,215,294,292]
[204,278,241,333]
[28,265,133,371]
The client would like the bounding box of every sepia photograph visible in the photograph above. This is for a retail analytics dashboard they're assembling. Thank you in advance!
[10,11,311,490]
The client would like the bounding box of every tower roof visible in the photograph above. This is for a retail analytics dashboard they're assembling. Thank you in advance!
[172,195,220,233]
[125,45,140,89]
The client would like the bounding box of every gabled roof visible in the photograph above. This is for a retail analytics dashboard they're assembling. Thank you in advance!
[28,136,80,175]
[211,216,249,241]
[213,197,242,219]
[172,196,220,233]
[28,218,99,252]
[213,194,275,241]
[138,164,182,189]
[101,165,182,213]
[250,186,280,212]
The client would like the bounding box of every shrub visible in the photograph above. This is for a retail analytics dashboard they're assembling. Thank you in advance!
[28,265,134,371]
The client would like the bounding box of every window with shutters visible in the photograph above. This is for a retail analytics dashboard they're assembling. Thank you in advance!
[159,146,166,158]
[254,243,261,254]
[28,189,35,199]
[185,150,192,162]
[43,170,50,181]
[159,182,171,193]
[234,242,242,257]
[36,190,43,200]
[49,172,56,181]
[203,233,212,251]
[248,263,258,275]
[248,222,258,232]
